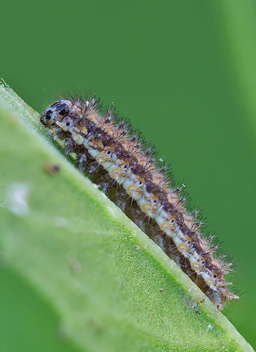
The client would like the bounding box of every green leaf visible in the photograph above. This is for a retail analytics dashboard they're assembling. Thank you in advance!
[0,83,254,352]
[217,0,256,135]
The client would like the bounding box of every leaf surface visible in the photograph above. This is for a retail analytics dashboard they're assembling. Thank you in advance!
[0,84,253,352]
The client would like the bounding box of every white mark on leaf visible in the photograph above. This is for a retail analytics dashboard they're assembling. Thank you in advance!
[5,183,30,216]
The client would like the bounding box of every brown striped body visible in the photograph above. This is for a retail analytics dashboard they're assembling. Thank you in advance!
[40,97,239,311]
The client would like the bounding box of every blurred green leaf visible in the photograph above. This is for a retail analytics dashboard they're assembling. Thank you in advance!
[218,0,256,134]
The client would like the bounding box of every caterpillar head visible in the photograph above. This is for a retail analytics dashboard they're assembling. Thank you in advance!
[40,100,72,128]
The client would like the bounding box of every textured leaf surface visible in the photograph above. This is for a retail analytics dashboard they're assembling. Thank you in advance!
[0,84,253,352]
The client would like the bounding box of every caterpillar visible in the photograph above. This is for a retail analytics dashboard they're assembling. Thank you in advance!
[40,96,239,311]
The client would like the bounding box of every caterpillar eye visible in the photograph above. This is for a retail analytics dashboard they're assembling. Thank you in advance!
[51,101,70,117]
[45,109,52,120]
[59,106,69,116]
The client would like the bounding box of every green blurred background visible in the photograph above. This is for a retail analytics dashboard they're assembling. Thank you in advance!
[1,0,256,350]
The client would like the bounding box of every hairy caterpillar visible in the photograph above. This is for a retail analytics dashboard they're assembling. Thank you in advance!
[40,97,239,311]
